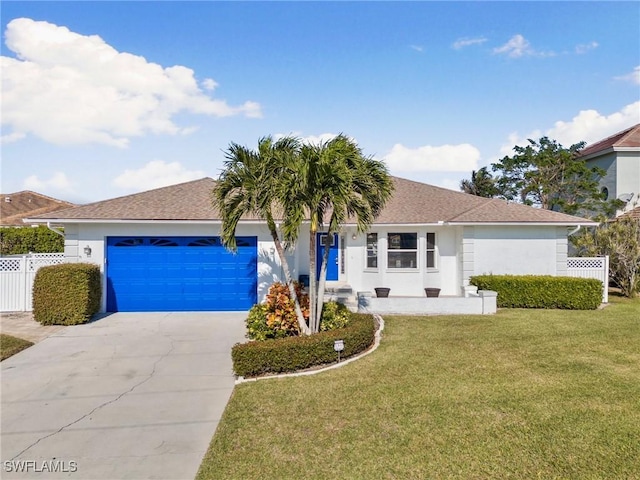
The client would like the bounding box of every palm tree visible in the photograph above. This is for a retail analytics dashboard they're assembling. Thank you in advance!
[279,135,394,332]
[213,136,311,335]
[460,167,499,198]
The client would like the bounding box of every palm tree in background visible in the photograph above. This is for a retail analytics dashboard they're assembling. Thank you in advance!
[460,167,499,198]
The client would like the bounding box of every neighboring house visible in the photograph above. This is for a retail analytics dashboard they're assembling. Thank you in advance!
[579,123,640,216]
[26,177,596,313]
[0,191,75,227]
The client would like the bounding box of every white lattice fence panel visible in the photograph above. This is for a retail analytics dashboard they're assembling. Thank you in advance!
[567,256,609,303]
[1,254,66,312]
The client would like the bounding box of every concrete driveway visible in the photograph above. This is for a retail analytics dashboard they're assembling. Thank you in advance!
[1,312,247,480]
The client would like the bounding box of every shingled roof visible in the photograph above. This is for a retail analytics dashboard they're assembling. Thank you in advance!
[27,176,594,226]
[1,191,75,226]
[579,123,640,159]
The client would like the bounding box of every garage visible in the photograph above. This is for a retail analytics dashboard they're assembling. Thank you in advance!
[106,236,257,312]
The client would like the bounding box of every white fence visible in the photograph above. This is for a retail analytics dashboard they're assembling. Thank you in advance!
[0,253,65,312]
[567,256,609,303]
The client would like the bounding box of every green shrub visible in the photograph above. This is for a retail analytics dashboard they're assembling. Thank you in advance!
[244,282,310,340]
[0,226,64,255]
[232,313,376,378]
[320,301,350,331]
[33,263,101,325]
[470,275,602,310]
[246,304,275,341]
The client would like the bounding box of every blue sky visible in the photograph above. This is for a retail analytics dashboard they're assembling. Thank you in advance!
[2,1,639,203]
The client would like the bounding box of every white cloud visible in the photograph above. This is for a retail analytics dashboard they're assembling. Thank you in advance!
[575,41,599,54]
[493,34,555,58]
[113,160,205,191]
[383,143,480,172]
[410,45,424,53]
[437,178,463,192]
[24,172,72,192]
[498,101,640,157]
[615,66,640,85]
[201,78,218,90]
[1,131,26,144]
[1,18,262,148]
[452,37,487,50]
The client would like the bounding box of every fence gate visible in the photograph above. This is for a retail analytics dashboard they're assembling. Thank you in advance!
[567,256,609,303]
[0,253,65,312]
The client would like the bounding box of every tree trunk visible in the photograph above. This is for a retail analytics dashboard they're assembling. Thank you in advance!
[315,230,333,330]
[267,217,310,335]
[308,221,318,334]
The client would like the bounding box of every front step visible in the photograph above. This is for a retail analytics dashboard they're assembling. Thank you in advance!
[323,283,358,312]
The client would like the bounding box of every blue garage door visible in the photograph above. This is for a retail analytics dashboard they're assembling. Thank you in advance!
[106,236,257,312]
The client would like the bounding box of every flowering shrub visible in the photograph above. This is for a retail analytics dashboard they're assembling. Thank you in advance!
[245,283,352,340]
[319,301,350,331]
[245,282,310,340]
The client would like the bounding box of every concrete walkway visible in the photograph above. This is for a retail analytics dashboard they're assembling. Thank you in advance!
[1,312,247,479]
[1,312,66,343]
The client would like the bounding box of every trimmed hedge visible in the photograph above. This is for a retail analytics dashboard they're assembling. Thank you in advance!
[232,313,377,378]
[470,275,602,310]
[0,226,64,255]
[33,263,101,325]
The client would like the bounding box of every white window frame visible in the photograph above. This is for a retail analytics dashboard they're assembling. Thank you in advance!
[365,232,378,270]
[426,232,437,269]
[387,232,418,269]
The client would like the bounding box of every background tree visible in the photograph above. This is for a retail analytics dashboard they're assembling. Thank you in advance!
[214,136,311,335]
[0,226,64,255]
[571,216,640,298]
[492,136,616,217]
[279,135,394,333]
[459,167,499,198]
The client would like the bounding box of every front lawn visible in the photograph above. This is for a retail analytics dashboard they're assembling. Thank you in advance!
[197,298,640,479]
[0,334,33,361]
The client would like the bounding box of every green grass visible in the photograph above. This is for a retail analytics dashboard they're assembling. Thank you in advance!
[197,297,640,480]
[0,333,33,361]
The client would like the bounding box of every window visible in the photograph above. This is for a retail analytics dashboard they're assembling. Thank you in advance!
[366,233,378,268]
[387,233,417,268]
[426,233,436,268]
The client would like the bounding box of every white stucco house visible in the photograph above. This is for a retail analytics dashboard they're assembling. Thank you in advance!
[580,123,640,217]
[27,176,596,313]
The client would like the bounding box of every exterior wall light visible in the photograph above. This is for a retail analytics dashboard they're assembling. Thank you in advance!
[84,245,92,257]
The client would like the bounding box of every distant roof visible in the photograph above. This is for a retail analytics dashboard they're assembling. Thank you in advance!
[618,206,640,221]
[0,191,76,226]
[579,123,640,159]
[27,176,595,226]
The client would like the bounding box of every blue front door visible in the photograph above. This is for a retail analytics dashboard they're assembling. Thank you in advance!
[316,233,339,281]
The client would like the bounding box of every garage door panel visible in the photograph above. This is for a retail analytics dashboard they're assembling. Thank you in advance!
[106,236,257,312]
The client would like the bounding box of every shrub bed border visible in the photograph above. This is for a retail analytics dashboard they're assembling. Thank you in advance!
[235,314,384,384]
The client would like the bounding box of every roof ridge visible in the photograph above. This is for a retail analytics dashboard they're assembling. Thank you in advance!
[392,175,487,199]
[580,123,640,154]
[66,177,215,210]
[617,123,640,146]
[447,196,494,221]
[0,190,75,205]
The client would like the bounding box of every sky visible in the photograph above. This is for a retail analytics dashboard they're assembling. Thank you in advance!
[1,1,639,204]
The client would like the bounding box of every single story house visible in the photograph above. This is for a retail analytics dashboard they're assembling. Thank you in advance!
[27,176,596,313]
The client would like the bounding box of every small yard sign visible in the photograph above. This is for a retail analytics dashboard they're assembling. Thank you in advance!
[334,339,344,362]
